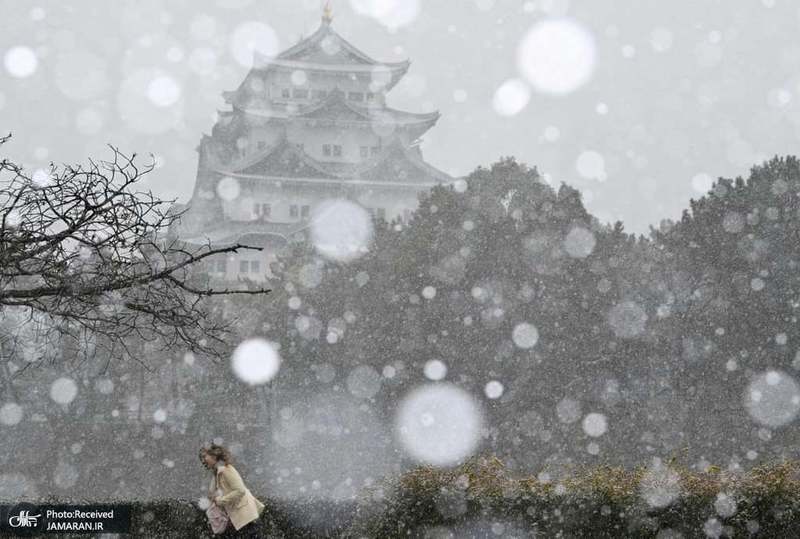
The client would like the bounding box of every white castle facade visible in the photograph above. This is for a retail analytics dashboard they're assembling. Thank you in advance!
[173,9,451,281]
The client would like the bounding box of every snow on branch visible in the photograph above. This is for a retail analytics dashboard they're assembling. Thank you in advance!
[0,133,270,364]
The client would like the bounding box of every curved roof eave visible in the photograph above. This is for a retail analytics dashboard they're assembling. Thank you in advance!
[291,92,439,125]
[348,136,451,182]
[253,54,410,73]
[274,21,381,66]
[215,136,348,179]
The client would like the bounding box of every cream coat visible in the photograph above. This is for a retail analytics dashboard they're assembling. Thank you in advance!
[209,463,266,531]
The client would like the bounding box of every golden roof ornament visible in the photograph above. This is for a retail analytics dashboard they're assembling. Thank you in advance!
[322,1,333,24]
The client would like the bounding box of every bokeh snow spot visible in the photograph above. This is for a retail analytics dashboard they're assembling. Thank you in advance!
[582,412,607,437]
[492,78,531,116]
[424,359,447,381]
[4,46,38,78]
[230,21,279,68]
[50,377,78,404]
[607,300,647,338]
[310,199,373,263]
[563,226,596,258]
[691,172,714,193]
[484,380,504,399]
[639,457,681,508]
[231,338,282,385]
[576,150,606,181]
[216,176,240,201]
[0,403,23,426]
[517,18,596,95]
[349,0,420,30]
[714,492,737,518]
[346,365,382,399]
[745,370,800,427]
[512,322,539,349]
[556,397,581,424]
[146,75,181,107]
[395,383,484,466]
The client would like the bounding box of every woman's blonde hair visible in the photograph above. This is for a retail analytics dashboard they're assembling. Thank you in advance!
[199,443,233,468]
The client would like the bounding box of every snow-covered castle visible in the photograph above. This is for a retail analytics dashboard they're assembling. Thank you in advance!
[174,7,451,281]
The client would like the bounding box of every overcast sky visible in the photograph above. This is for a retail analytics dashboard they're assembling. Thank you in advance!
[2,0,800,235]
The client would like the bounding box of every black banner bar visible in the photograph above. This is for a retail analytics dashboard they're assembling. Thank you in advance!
[0,503,131,536]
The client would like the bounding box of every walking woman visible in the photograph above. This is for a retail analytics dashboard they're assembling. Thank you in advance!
[200,443,267,538]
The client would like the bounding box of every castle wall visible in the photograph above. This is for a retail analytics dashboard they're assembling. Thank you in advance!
[351,188,419,223]
[222,181,334,222]
[265,69,385,106]
[218,178,419,225]
[239,122,406,164]
[286,124,382,162]
[247,127,283,154]
[201,239,285,282]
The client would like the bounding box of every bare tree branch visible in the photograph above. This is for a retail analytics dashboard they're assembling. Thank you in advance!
[0,133,271,364]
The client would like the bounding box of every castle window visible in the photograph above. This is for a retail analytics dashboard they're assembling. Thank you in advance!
[301,205,310,218]
[281,88,290,98]
[333,145,342,157]
[360,146,368,158]
[366,207,375,217]
[239,260,249,273]
[377,207,386,220]
[292,88,309,99]
[216,259,226,273]
[254,202,271,218]
[366,92,375,102]
[250,260,261,273]
[323,144,331,156]
[370,146,380,156]
[348,91,364,102]
[312,89,328,99]
[290,204,298,217]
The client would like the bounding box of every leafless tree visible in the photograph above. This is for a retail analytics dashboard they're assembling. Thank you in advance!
[0,133,269,370]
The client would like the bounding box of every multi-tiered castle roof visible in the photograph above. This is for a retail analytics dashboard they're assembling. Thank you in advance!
[175,8,450,279]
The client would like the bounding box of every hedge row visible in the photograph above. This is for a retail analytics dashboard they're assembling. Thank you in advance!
[7,454,800,537]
